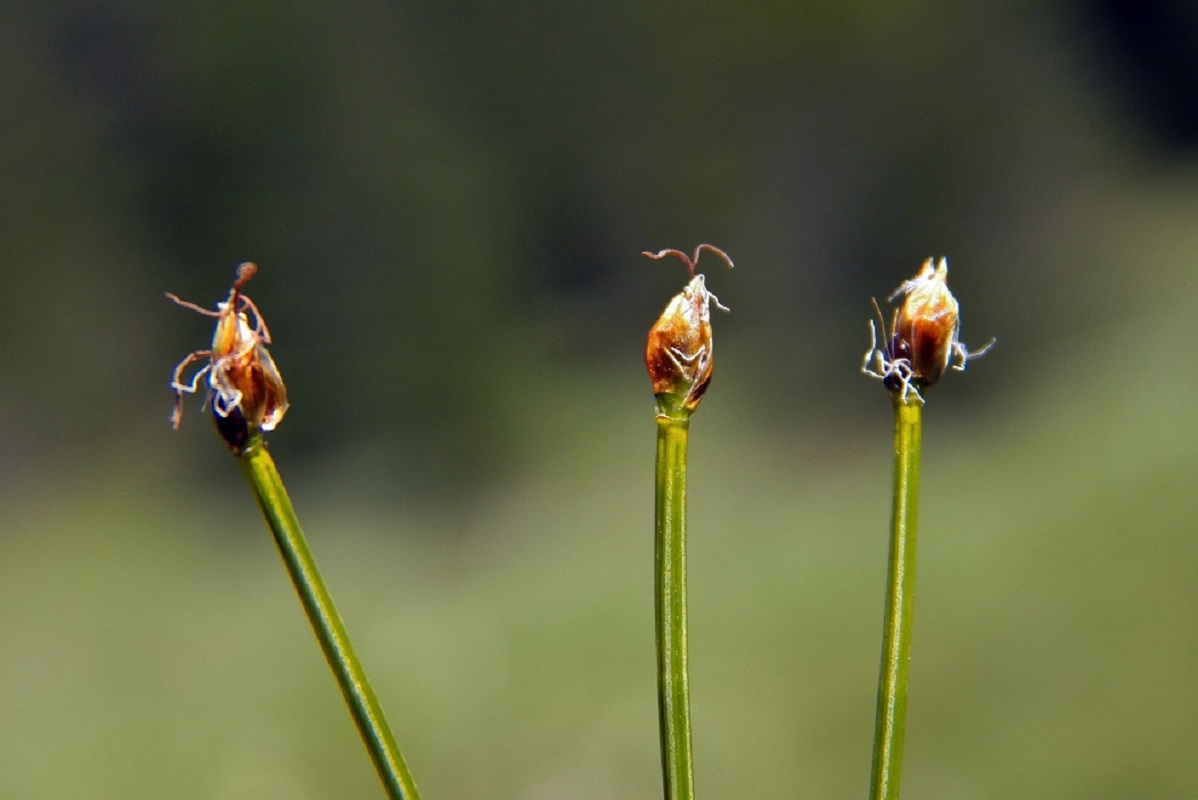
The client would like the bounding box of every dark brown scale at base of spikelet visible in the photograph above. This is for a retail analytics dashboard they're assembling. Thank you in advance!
[213,404,251,453]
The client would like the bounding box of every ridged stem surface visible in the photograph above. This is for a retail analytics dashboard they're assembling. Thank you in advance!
[655,413,695,800]
[869,397,922,800]
[239,436,421,800]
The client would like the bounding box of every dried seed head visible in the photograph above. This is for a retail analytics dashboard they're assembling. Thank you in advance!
[644,245,733,418]
[167,262,289,448]
[862,257,993,402]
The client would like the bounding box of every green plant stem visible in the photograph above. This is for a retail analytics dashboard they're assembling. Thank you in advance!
[870,396,923,800]
[654,412,695,800]
[238,435,421,800]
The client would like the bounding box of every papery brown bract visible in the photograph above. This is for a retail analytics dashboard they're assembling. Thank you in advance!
[207,304,288,432]
[890,258,960,387]
[646,274,717,415]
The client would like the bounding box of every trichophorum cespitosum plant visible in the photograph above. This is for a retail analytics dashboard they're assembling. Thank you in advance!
[644,244,732,800]
[861,257,993,800]
[164,253,993,800]
[167,264,422,800]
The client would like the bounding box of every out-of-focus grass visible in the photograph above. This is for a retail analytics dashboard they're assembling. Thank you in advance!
[0,303,1194,799]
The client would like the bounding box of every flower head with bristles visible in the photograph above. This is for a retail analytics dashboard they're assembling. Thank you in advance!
[862,257,993,403]
[167,262,289,448]
[644,245,733,418]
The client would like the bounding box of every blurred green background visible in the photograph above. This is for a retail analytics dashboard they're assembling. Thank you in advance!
[2,0,1197,797]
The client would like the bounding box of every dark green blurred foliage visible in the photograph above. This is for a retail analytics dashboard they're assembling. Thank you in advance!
[1,0,1197,797]
[3,0,1179,482]
[1,0,1190,478]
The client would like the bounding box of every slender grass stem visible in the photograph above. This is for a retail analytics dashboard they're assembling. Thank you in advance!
[870,396,923,800]
[238,434,422,800]
[654,413,695,800]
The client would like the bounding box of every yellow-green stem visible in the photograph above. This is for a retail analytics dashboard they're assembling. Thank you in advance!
[654,412,695,800]
[870,396,922,800]
[238,435,422,800]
